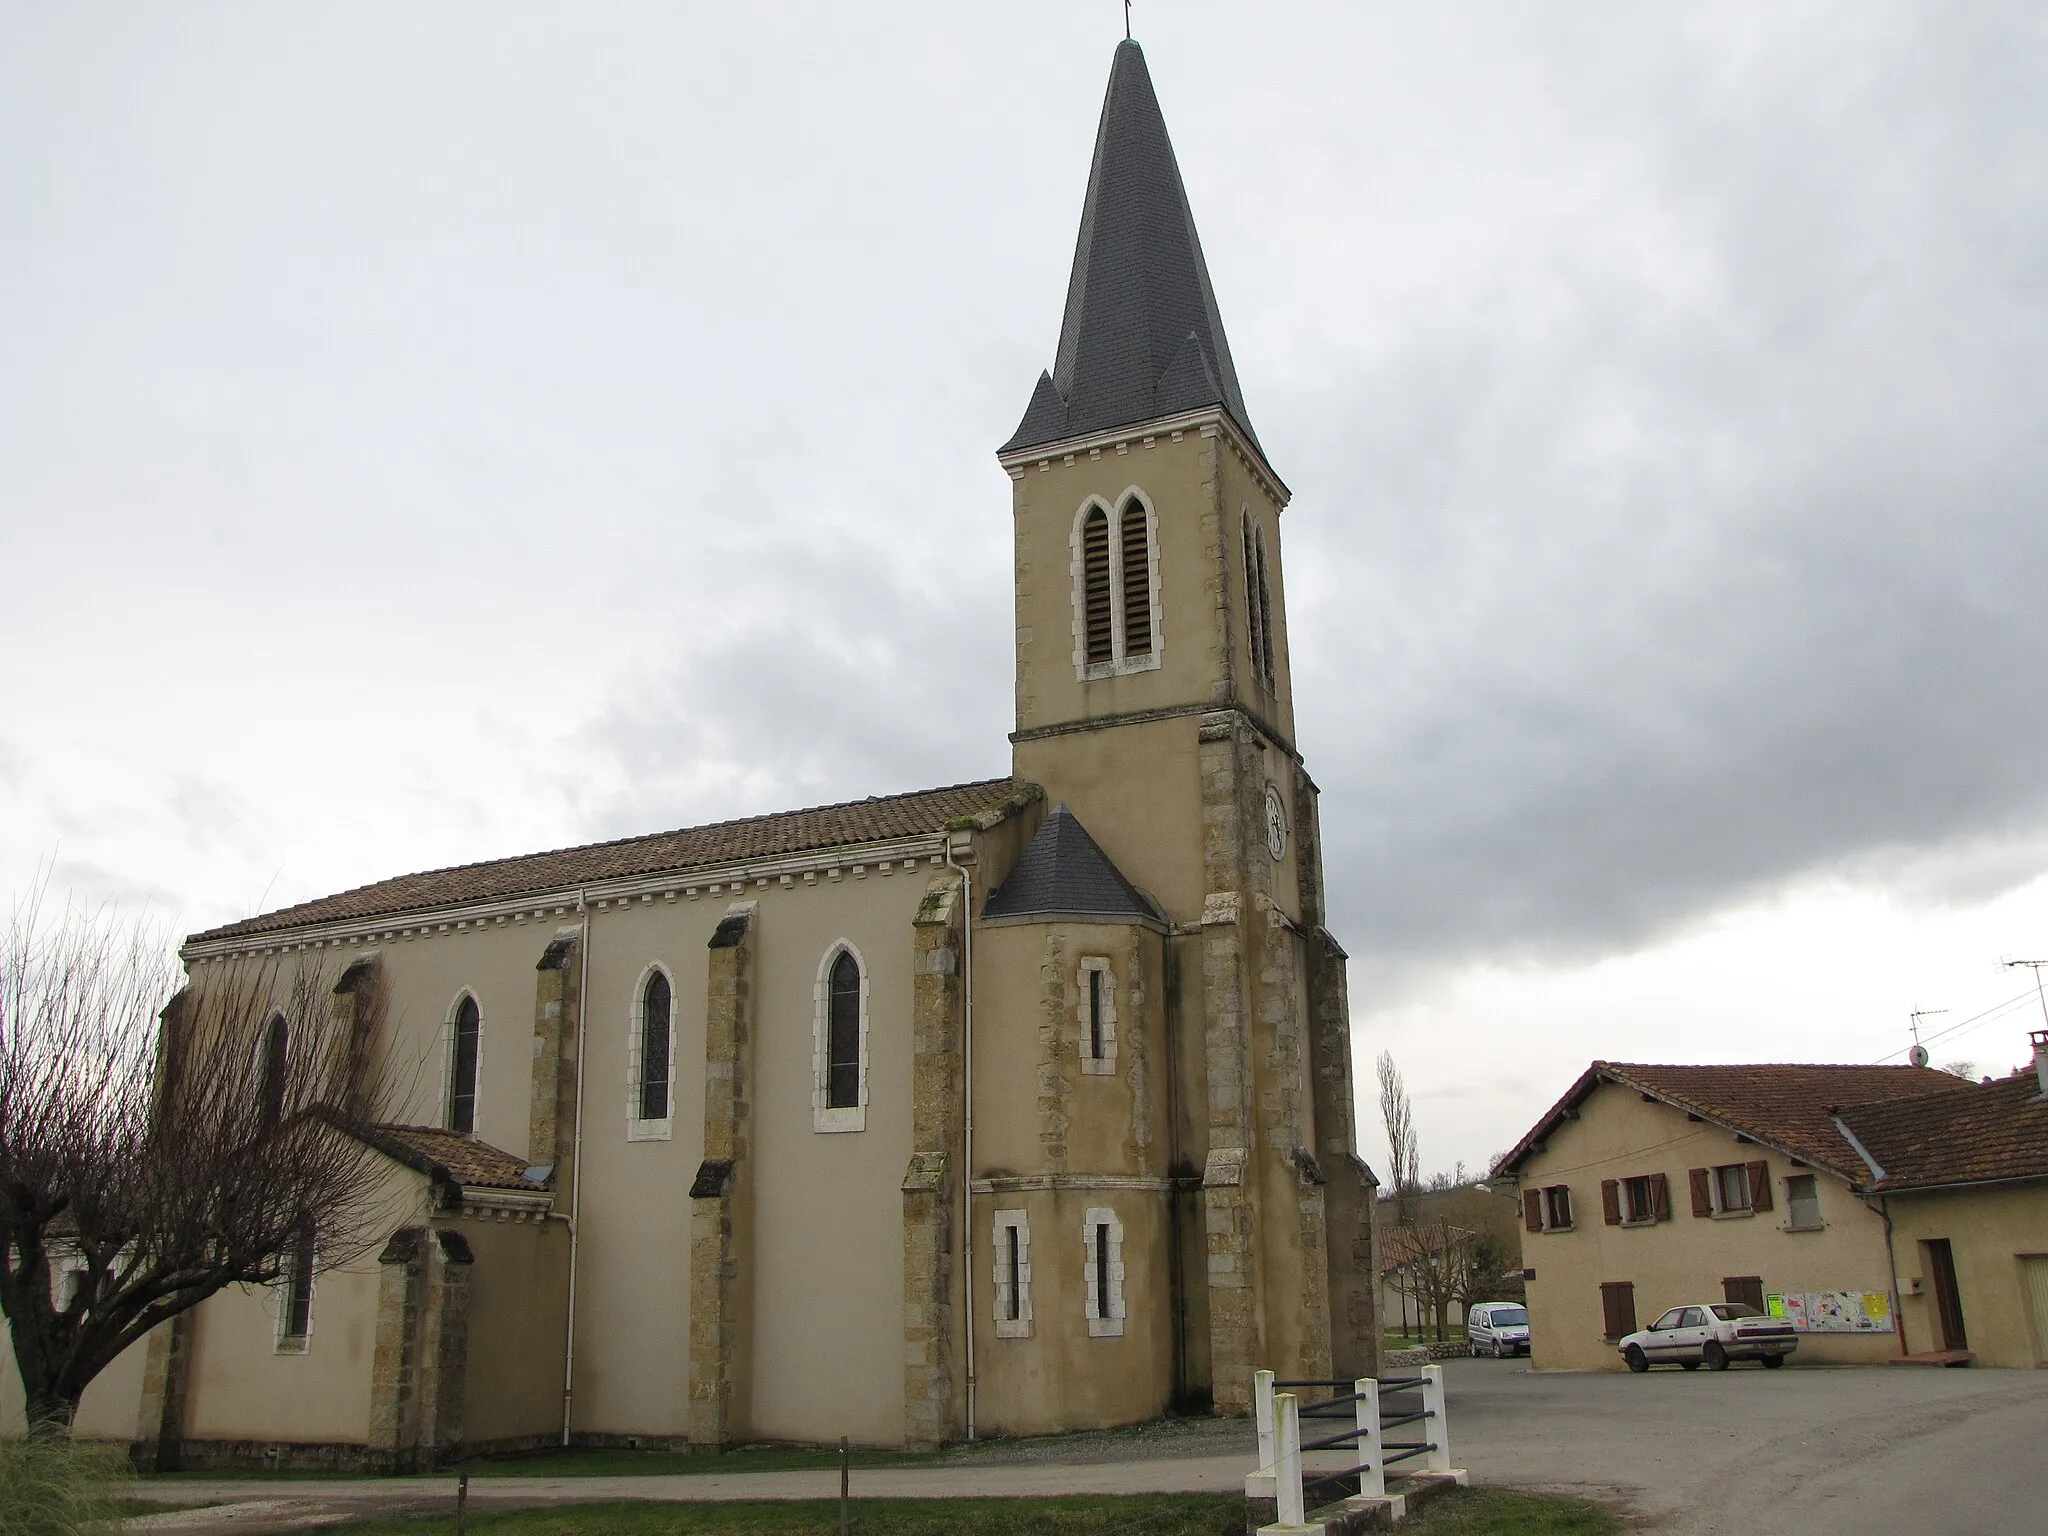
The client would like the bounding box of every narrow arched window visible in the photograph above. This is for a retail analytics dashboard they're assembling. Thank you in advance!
[1243,515,1267,689]
[448,995,480,1135]
[1081,505,1113,666]
[260,1014,290,1128]
[827,951,861,1110]
[639,970,672,1122]
[1254,526,1277,690]
[1120,502,1152,658]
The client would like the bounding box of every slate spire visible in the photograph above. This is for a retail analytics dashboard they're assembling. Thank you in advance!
[1001,39,1260,457]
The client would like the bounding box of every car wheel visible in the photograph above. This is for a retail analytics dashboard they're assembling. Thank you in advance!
[1680,1361,1699,1371]
[1703,1340,1729,1372]
[1624,1345,1649,1374]
[1761,1353,1785,1369]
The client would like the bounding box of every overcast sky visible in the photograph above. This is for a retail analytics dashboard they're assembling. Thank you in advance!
[6,1,2048,1176]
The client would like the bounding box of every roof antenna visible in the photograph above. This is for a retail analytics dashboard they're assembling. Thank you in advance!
[2004,958,2048,1033]
[1907,1008,1944,1069]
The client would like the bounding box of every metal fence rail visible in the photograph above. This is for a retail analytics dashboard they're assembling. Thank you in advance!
[1250,1365,1456,1526]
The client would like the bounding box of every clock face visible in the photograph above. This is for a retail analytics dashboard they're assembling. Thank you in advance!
[1264,783,1287,862]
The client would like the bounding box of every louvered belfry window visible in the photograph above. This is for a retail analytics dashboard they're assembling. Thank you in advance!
[827,950,861,1110]
[1120,503,1152,657]
[639,970,672,1121]
[1252,522,1277,691]
[1082,505,1114,665]
[1242,516,1266,685]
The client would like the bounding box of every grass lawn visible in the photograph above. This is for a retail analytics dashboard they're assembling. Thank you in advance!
[1405,1487,1621,1534]
[313,1495,1241,1535]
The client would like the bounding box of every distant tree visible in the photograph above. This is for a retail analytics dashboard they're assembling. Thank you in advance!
[1375,1051,1421,1225]
[0,888,392,1433]
[1937,1060,1978,1080]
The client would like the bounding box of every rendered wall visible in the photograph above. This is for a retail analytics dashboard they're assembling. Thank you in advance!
[460,1214,570,1446]
[0,1332,148,1441]
[1887,1183,2048,1367]
[1516,1083,1896,1370]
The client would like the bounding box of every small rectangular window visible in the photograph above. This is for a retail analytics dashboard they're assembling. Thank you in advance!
[1082,1206,1125,1337]
[1714,1164,1753,1213]
[1543,1184,1574,1231]
[1078,958,1116,1075]
[1785,1174,1822,1231]
[1623,1176,1654,1223]
[278,1225,315,1351]
[992,1210,1031,1337]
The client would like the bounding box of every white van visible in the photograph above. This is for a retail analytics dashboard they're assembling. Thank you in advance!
[1466,1301,1530,1357]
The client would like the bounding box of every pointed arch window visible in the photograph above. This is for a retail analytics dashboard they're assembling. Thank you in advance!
[631,967,674,1130]
[814,944,869,1132]
[259,1013,290,1129]
[447,994,480,1136]
[1243,512,1277,693]
[1073,494,1161,679]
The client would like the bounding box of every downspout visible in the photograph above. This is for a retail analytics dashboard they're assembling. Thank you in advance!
[1832,1110,1905,1358]
[561,891,592,1445]
[945,837,976,1442]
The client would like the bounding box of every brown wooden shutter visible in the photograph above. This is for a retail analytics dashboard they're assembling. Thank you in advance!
[1746,1160,1773,1211]
[1120,505,1152,657]
[1651,1172,1672,1221]
[1524,1189,1543,1232]
[1082,507,1113,665]
[1688,1167,1712,1217]
[1599,1281,1637,1341]
[1601,1179,1622,1225]
[1723,1275,1766,1312]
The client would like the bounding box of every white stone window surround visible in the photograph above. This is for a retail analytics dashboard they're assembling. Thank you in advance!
[992,1209,1033,1338]
[1082,1206,1126,1337]
[812,939,871,1133]
[1070,490,1164,682]
[625,961,676,1142]
[1078,956,1118,1075]
[441,988,485,1135]
[274,1232,316,1355]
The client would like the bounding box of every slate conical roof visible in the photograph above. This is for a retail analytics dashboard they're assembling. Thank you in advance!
[1001,39,1260,458]
[981,805,1165,926]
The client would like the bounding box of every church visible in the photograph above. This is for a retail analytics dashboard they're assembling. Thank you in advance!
[99,39,1381,1467]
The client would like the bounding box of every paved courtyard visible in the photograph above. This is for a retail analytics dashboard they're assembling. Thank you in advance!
[134,1357,2048,1535]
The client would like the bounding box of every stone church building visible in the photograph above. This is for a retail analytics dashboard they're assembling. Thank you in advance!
[54,40,1382,1466]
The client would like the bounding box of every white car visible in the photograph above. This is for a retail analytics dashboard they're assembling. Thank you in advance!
[1619,1302,1798,1372]
[1466,1302,1530,1357]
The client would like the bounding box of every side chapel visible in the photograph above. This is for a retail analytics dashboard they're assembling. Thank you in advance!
[94,39,1381,1467]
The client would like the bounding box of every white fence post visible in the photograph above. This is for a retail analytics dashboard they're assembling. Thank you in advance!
[1275,1391,1304,1527]
[1255,1367,1276,1472]
[1420,1363,1453,1474]
[1355,1376,1384,1499]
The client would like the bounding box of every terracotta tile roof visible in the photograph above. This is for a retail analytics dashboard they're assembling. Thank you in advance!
[1496,1061,1973,1180]
[1834,1072,2048,1191]
[189,778,1037,945]
[354,1122,550,1196]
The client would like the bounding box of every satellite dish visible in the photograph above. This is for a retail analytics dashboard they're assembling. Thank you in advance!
[1908,1044,1930,1068]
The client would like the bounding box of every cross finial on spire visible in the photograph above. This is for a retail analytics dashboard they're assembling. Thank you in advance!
[1125,0,1132,41]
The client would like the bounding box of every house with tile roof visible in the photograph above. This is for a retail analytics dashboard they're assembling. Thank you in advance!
[14,40,1381,1467]
[1494,1060,1974,1370]
[1832,1035,2048,1367]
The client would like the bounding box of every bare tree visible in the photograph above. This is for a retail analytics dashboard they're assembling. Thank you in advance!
[0,887,391,1432]
[1398,1216,1477,1342]
[1375,1050,1420,1225]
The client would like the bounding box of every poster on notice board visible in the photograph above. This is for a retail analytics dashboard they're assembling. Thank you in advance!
[1766,1291,1892,1332]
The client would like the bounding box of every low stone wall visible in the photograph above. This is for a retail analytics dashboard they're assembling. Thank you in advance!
[1381,1341,1471,1368]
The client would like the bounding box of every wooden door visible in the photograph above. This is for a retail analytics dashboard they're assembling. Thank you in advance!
[1925,1238,1968,1350]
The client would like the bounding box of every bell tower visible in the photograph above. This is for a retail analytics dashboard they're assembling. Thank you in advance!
[995,40,1380,1407]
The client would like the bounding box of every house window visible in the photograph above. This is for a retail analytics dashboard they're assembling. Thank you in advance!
[1072,496,1161,679]
[1525,1184,1575,1232]
[277,1222,315,1352]
[1714,1163,1750,1212]
[1599,1280,1637,1342]
[259,1013,290,1128]
[447,995,481,1136]
[1605,1173,1670,1226]
[1079,957,1117,1075]
[992,1210,1031,1339]
[813,944,868,1132]
[628,966,674,1137]
[1083,1206,1125,1337]
[1785,1174,1822,1231]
